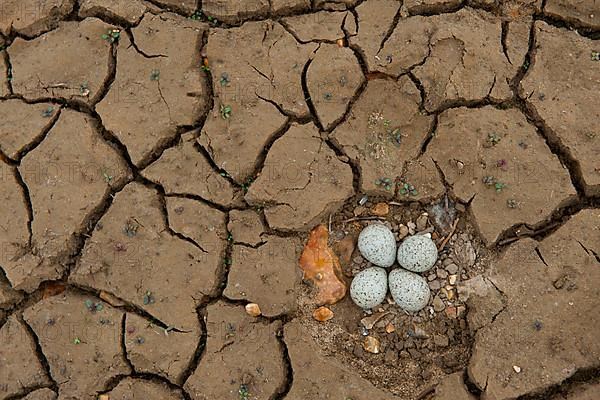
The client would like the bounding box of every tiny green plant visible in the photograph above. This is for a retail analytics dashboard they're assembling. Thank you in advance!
[389,128,402,147]
[591,51,600,61]
[585,132,596,140]
[150,69,160,81]
[143,291,155,305]
[383,119,391,128]
[79,82,89,96]
[84,299,104,313]
[239,384,250,400]
[227,233,233,242]
[220,104,232,119]
[207,15,218,24]
[482,176,495,186]
[201,64,210,72]
[220,72,230,87]
[101,29,120,43]
[242,177,254,192]
[399,182,418,197]
[73,337,81,345]
[494,181,506,192]
[223,258,232,267]
[487,133,501,146]
[523,58,530,70]
[507,199,519,209]
[375,177,393,191]
[102,170,113,184]
[123,219,139,237]
[190,10,202,20]
[42,106,54,117]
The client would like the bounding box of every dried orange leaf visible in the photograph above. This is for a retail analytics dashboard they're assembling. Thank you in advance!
[313,306,334,322]
[245,303,261,317]
[299,225,347,305]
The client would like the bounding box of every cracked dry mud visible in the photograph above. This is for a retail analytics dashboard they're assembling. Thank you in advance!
[0,1,599,400]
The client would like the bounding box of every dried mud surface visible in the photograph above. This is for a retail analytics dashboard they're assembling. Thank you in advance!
[0,0,599,399]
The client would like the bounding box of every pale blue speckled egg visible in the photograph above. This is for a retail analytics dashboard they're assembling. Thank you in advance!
[357,223,397,268]
[389,268,430,312]
[350,267,388,309]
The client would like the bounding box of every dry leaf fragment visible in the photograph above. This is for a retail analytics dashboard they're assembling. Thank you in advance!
[299,225,347,305]
[42,282,66,299]
[360,312,389,330]
[245,303,261,317]
[313,306,334,322]
[385,323,396,334]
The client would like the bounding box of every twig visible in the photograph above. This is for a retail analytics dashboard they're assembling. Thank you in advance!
[328,214,332,232]
[343,216,386,223]
[388,201,404,206]
[438,218,459,251]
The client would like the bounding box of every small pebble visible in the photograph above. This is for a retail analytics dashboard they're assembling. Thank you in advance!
[398,225,409,240]
[428,280,441,291]
[416,214,428,231]
[513,365,522,373]
[432,296,445,312]
[446,263,459,274]
[448,275,457,285]
[245,303,262,317]
[363,336,381,354]
[437,269,449,279]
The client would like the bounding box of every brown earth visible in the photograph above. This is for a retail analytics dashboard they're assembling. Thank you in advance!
[0,1,599,400]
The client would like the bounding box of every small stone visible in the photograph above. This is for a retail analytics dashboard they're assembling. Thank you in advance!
[385,323,395,334]
[443,258,454,266]
[448,275,457,285]
[400,350,410,358]
[384,349,398,364]
[416,214,428,231]
[456,203,466,212]
[428,280,441,291]
[432,296,445,312]
[437,269,449,279]
[313,306,334,322]
[445,287,456,301]
[456,305,466,318]
[245,303,262,317]
[427,274,436,282]
[433,334,449,347]
[363,336,381,354]
[407,221,416,234]
[410,324,429,339]
[513,365,522,373]
[408,348,421,358]
[445,306,458,319]
[354,206,366,216]
[99,395,110,400]
[421,369,433,380]
[353,343,365,358]
[360,312,389,330]
[446,263,459,274]
[398,224,409,240]
[372,202,389,216]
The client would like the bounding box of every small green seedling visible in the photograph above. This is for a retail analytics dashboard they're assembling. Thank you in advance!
[207,15,218,24]
[150,69,160,81]
[123,219,138,237]
[101,29,120,43]
[591,51,600,61]
[242,177,254,193]
[220,72,230,87]
[201,64,210,72]
[523,59,530,70]
[220,104,232,119]
[375,177,393,191]
[507,199,518,209]
[383,119,391,128]
[389,128,402,147]
[227,233,233,242]
[73,337,81,345]
[79,82,89,96]
[239,384,250,400]
[42,106,54,117]
[487,133,501,146]
[84,299,104,313]
[143,291,155,305]
[102,170,113,184]
[190,10,202,20]
[399,182,418,197]
[494,181,506,192]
